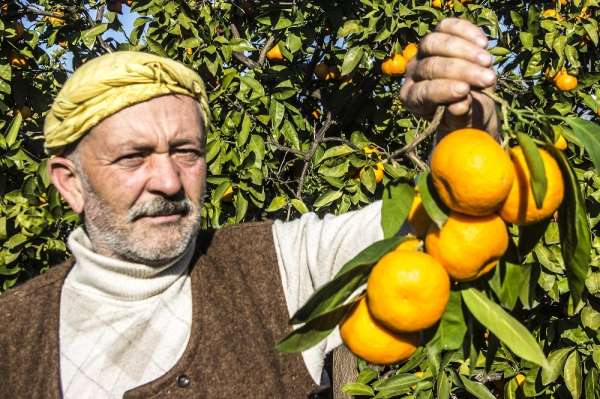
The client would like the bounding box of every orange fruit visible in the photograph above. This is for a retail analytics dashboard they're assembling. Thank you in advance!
[326,66,340,80]
[407,194,432,238]
[311,109,320,119]
[314,63,330,80]
[432,0,442,8]
[402,43,418,62]
[430,128,514,216]
[185,48,193,56]
[425,212,508,281]
[340,296,419,365]
[363,145,379,155]
[515,373,526,387]
[393,237,421,252]
[554,135,567,150]
[542,9,559,18]
[374,162,384,183]
[9,53,27,67]
[381,54,407,76]
[44,12,65,27]
[499,146,564,225]
[366,250,450,332]
[222,185,234,202]
[266,44,284,62]
[555,73,577,91]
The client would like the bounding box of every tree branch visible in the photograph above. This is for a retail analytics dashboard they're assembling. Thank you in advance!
[258,35,276,67]
[390,105,444,159]
[230,23,260,69]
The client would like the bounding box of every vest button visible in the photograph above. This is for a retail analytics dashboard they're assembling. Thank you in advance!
[177,374,190,388]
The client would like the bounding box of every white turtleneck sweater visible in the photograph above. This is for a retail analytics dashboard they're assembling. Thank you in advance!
[59,201,383,398]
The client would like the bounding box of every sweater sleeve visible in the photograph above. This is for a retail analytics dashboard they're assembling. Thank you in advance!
[271,200,384,384]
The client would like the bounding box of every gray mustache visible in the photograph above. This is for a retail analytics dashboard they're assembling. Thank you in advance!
[127,197,192,222]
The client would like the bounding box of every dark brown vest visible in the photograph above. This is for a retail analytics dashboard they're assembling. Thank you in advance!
[0,221,321,398]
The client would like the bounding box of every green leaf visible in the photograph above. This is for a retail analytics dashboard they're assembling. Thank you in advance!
[436,372,450,399]
[372,373,419,391]
[461,288,549,369]
[4,112,22,148]
[549,147,591,306]
[290,235,405,324]
[427,290,467,352]
[342,382,375,396]
[458,375,495,399]
[269,98,285,130]
[290,199,309,214]
[581,306,600,330]
[81,23,108,49]
[564,117,600,175]
[360,167,376,194]
[564,350,582,399]
[318,144,355,164]
[275,301,355,353]
[341,46,364,76]
[542,347,573,385]
[517,133,547,209]
[381,182,414,239]
[265,195,286,212]
[237,112,252,147]
[417,172,448,228]
[356,368,379,384]
[0,64,11,81]
[313,190,343,208]
[584,368,599,399]
[518,218,551,260]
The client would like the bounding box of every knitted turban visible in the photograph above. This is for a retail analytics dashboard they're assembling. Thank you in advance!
[43,51,210,155]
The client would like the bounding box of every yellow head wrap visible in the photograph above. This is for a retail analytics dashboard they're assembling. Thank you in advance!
[44,51,210,155]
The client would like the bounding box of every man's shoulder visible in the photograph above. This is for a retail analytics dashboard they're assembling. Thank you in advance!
[0,258,74,311]
[196,220,274,250]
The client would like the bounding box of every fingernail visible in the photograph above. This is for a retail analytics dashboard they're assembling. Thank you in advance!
[477,37,488,48]
[482,70,496,85]
[477,52,492,66]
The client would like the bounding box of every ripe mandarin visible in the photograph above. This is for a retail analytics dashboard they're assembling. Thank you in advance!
[340,296,419,365]
[430,128,514,216]
[499,146,564,225]
[367,250,450,332]
[425,212,508,281]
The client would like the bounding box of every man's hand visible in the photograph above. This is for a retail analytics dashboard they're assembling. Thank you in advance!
[400,18,499,136]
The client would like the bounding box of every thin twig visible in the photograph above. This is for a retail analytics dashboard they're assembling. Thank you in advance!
[295,112,335,199]
[390,105,444,159]
[266,139,305,157]
[407,151,428,171]
[258,35,276,66]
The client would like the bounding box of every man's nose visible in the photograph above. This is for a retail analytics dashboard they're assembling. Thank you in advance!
[146,154,183,196]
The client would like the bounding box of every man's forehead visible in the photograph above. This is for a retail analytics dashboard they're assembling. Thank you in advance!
[86,95,205,149]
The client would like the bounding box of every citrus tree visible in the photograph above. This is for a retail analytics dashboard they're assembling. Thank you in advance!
[2,0,600,397]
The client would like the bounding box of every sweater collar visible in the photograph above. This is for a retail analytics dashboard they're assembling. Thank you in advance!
[66,226,195,301]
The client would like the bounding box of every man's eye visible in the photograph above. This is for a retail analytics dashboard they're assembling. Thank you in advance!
[174,149,202,159]
[117,153,145,164]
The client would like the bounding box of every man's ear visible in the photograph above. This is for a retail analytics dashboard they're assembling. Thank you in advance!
[47,156,85,213]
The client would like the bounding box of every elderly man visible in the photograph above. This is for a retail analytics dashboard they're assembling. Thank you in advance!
[0,18,497,398]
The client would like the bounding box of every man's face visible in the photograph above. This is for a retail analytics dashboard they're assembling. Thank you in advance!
[73,94,207,265]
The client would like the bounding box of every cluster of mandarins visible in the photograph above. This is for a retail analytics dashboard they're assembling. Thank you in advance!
[340,128,566,365]
[380,43,418,77]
